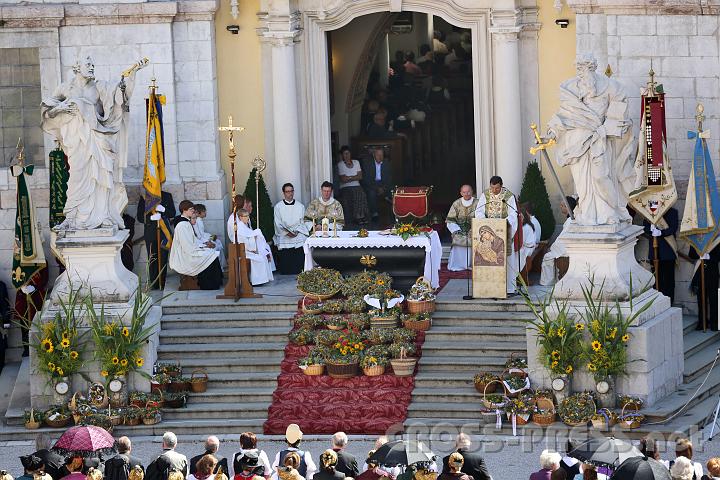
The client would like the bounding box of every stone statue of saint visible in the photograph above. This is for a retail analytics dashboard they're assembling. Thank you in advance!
[547,54,637,226]
[41,55,147,230]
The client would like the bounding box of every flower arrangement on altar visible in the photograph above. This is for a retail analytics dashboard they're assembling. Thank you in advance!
[86,288,157,381]
[32,290,88,381]
[392,222,430,241]
[297,268,343,298]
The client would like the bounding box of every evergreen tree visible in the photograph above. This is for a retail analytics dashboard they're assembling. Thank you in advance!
[243,168,275,243]
[518,161,555,241]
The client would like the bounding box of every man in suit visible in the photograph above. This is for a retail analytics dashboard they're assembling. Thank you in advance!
[441,433,491,480]
[104,436,144,480]
[146,432,189,480]
[361,147,393,223]
[330,432,359,478]
[190,436,229,476]
[643,206,679,303]
[137,190,176,290]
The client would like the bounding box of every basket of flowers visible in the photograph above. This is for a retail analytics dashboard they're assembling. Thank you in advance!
[155,362,182,378]
[389,344,417,377]
[190,369,209,393]
[532,396,556,427]
[167,377,191,393]
[142,405,161,425]
[341,271,393,298]
[24,409,43,430]
[150,373,170,393]
[401,312,432,331]
[405,277,437,314]
[474,373,499,394]
[619,401,644,430]
[316,330,342,347]
[300,296,324,315]
[288,328,316,346]
[482,381,507,410]
[129,391,149,408]
[369,309,400,329]
[322,300,345,314]
[361,355,389,376]
[504,396,533,426]
[344,297,367,314]
[326,332,365,378]
[558,392,595,427]
[364,328,394,345]
[297,268,343,300]
[591,408,618,430]
[88,383,109,409]
[393,328,418,344]
[504,353,529,379]
[502,374,530,398]
[298,350,326,376]
[617,395,643,412]
[325,315,347,331]
[346,313,370,330]
[108,407,124,426]
[163,392,186,409]
[124,406,142,426]
[294,313,323,329]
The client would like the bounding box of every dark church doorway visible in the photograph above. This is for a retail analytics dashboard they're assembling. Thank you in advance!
[327,12,476,228]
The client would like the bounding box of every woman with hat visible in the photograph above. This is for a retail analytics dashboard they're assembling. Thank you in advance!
[233,452,265,480]
[313,451,345,480]
[232,433,271,480]
[18,455,52,480]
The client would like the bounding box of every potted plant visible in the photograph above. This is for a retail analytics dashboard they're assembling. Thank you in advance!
[346,313,370,330]
[401,312,432,331]
[298,349,326,376]
[150,373,170,393]
[557,392,596,427]
[326,331,365,378]
[124,406,142,426]
[155,361,182,378]
[388,343,417,377]
[322,300,345,314]
[343,297,367,314]
[129,391,148,407]
[405,277,436,314]
[473,372,499,394]
[288,328,316,346]
[297,268,343,300]
[142,406,161,425]
[324,315,347,331]
[294,314,323,329]
[361,354,389,376]
[504,396,533,425]
[163,392,187,409]
[168,376,192,393]
[24,409,43,430]
[364,344,391,359]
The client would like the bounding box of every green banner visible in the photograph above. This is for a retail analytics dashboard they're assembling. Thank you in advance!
[49,147,69,229]
[11,164,45,289]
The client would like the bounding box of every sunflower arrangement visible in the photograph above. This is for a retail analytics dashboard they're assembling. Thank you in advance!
[557,392,596,425]
[520,289,582,376]
[32,290,88,380]
[86,287,157,382]
[360,355,389,368]
[297,268,343,297]
[392,222,427,241]
[341,271,393,297]
[578,280,651,380]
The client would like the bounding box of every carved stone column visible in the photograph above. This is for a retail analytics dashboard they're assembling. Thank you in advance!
[489,22,524,194]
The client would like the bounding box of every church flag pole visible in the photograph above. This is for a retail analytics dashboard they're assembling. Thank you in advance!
[529,123,575,221]
[252,156,267,232]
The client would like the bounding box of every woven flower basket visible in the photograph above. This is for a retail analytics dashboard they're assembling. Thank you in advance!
[371,316,398,329]
[327,324,343,331]
[301,295,324,314]
[190,370,208,393]
[390,358,417,377]
[403,317,431,331]
[45,415,71,429]
[482,380,507,410]
[507,413,531,426]
[326,361,359,379]
[502,375,530,398]
[25,409,40,430]
[474,378,498,394]
[110,414,123,426]
[406,299,435,314]
[302,364,325,376]
[363,365,386,376]
[124,416,141,426]
[619,403,644,430]
[142,414,161,425]
[298,288,339,301]
[532,397,556,427]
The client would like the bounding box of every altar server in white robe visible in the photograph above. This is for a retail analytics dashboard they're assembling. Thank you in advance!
[446,184,478,271]
[273,182,308,274]
[169,201,223,290]
[193,203,226,271]
[228,208,275,285]
[519,215,537,274]
[540,196,577,286]
[475,176,519,294]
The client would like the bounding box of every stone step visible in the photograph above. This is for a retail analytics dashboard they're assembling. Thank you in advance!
[411,386,483,403]
[189,387,275,404]
[683,315,699,335]
[162,402,269,420]
[161,300,298,315]
[435,300,532,313]
[642,363,720,421]
[683,329,720,358]
[430,310,532,323]
[416,356,509,372]
[162,357,283,374]
[159,327,291,344]
[406,401,485,419]
[424,326,525,342]
[420,341,526,357]
[157,342,287,358]
[199,372,279,389]
[683,337,720,382]
[413,372,475,388]
[161,312,293,329]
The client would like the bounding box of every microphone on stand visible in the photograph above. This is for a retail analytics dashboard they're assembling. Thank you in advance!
[462,223,473,300]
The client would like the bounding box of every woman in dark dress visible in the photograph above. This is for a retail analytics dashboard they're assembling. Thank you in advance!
[314,451,346,480]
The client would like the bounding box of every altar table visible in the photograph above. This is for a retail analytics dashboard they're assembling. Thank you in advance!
[303,230,442,289]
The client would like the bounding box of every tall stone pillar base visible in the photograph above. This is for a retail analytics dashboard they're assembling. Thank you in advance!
[50,227,138,305]
[554,222,654,301]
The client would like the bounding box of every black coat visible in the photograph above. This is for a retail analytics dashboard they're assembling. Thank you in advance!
[32,449,65,480]
[314,470,346,480]
[441,450,490,480]
[332,450,359,478]
[137,191,176,239]
[104,453,144,480]
[643,207,679,261]
[189,452,229,477]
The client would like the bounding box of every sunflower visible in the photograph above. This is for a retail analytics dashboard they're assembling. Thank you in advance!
[41,339,54,353]
[103,325,113,335]
[557,327,567,337]
[136,358,144,367]
[70,351,79,360]
[551,360,559,368]
[111,356,120,365]
[565,365,573,374]
[622,334,630,342]
[62,331,69,340]
[120,359,128,367]
[608,327,617,339]
[591,340,602,352]
[56,368,64,376]
[47,362,56,372]
[551,350,560,360]
[122,327,130,337]
[60,338,70,349]
[575,323,584,331]
[100,370,108,377]
[587,363,597,372]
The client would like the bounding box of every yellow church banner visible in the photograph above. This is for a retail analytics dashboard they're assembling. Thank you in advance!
[472,218,507,299]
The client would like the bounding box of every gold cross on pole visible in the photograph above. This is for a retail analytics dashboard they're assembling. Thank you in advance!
[218,115,245,153]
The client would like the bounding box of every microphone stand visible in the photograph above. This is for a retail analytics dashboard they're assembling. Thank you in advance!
[462,222,473,300]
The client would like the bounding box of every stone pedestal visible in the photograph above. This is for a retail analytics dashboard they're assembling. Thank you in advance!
[51,227,138,304]
[554,222,655,301]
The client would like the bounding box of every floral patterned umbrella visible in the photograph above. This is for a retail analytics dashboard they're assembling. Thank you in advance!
[52,425,116,457]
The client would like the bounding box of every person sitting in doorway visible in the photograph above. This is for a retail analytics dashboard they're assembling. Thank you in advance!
[337,146,369,229]
[228,208,275,286]
[361,148,393,224]
[169,200,223,290]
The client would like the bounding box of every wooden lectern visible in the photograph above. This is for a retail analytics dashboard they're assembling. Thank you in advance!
[217,243,262,300]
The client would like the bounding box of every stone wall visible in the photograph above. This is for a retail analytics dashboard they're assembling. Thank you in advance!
[574,11,720,315]
[0,2,227,303]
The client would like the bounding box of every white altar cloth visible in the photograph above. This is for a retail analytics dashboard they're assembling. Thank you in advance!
[303,230,442,288]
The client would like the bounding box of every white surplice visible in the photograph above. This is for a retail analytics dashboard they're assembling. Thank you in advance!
[195,217,226,271]
[169,220,219,276]
[273,200,308,249]
[446,197,478,271]
[519,223,537,273]
[227,214,276,285]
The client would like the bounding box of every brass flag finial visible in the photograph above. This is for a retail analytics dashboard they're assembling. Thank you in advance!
[604,64,613,77]
[696,103,705,132]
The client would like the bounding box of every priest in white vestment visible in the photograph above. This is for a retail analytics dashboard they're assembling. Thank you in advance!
[446,185,478,271]
[475,176,519,294]
[228,208,275,285]
[169,201,222,290]
[193,203,226,271]
[273,182,308,274]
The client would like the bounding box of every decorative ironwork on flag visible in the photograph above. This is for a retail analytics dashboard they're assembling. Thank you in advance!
[628,68,678,224]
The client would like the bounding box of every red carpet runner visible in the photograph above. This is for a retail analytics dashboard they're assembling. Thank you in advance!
[263,263,457,435]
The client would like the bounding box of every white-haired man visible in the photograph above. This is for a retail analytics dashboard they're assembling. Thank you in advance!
[529,450,561,480]
[190,435,229,476]
[446,185,478,271]
[331,432,359,478]
[146,432,189,480]
[441,433,491,480]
